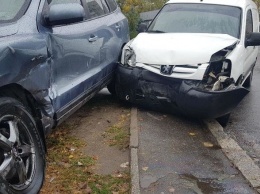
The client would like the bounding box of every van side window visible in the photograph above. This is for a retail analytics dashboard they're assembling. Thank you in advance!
[105,0,117,12]
[84,0,106,18]
[246,10,253,35]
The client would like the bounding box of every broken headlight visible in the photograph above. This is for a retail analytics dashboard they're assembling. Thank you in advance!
[202,60,234,91]
[123,47,136,67]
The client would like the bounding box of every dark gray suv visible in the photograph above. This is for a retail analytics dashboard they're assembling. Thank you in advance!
[0,0,129,193]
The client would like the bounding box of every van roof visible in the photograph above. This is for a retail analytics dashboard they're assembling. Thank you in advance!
[166,0,256,9]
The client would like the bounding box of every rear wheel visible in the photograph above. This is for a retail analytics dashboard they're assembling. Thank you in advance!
[0,97,45,194]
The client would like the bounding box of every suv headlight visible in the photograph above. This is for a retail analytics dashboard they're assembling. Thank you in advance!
[124,47,136,67]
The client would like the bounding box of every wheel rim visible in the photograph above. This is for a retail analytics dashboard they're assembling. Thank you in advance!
[0,115,36,190]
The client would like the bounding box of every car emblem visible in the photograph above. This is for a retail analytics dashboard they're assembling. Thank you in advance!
[160,65,175,75]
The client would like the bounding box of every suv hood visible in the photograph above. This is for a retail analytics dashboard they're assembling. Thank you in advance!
[130,33,238,65]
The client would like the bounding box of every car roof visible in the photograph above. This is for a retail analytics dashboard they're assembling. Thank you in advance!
[166,0,256,9]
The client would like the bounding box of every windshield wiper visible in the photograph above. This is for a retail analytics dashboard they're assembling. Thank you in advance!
[146,30,165,33]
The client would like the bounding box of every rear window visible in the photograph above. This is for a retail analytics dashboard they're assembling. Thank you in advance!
[0,0,31,23]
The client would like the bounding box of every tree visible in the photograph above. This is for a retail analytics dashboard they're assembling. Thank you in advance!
[254,0,260,7]
[118,0,167,38]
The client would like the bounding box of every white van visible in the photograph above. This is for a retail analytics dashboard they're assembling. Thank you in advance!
[115,0,260,124]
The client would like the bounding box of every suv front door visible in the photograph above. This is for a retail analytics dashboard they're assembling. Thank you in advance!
[42,0,111,120]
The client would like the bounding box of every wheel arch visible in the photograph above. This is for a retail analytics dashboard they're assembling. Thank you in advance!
[0,83,47,151]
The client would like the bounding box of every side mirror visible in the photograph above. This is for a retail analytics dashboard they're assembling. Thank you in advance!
[137,21,150,33]
[245,32,260,47]
[45,3,85,26]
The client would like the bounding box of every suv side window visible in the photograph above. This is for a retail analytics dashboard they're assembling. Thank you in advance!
[84,0,106,19]
[245,9,253,35]
[105,0,117,12]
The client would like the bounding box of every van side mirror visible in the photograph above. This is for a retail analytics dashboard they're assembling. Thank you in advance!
[45,3,85,26]
[245,32,260,47]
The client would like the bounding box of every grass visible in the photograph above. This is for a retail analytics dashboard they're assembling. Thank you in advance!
[41,122,130,194]
[104,114,130,150]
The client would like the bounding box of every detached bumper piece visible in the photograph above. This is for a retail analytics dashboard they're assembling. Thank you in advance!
[115,66,249,119]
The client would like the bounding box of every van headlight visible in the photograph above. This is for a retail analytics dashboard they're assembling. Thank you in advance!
[123,47,136,67]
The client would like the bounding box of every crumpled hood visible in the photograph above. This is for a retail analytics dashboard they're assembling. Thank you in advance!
[129,33,238,65]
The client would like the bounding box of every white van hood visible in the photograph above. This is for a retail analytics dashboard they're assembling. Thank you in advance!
[129,33,238,65]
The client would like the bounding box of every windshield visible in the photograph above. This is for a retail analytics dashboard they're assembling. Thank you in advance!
[148,4,242,38]
[0,0,30,23]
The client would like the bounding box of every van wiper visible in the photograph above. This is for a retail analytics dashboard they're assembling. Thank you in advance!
[146,30,165,33]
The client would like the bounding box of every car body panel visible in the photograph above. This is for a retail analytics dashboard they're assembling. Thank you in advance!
[127,33,239,80]
[0,0,129,133]
[131,33,238,66]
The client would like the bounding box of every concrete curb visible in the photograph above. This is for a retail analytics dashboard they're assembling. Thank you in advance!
[130,107,140,194]
[203,119,260,193]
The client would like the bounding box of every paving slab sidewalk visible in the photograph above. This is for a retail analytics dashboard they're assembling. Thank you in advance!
[130,108,257,194]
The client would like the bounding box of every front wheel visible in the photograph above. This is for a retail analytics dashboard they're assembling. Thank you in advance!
[107,79,116,96]
[0,97,45,194]
[216,113,231,127]
[243,68,254,88]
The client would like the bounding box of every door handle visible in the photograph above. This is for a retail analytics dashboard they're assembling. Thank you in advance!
[88,35,98,42]
[115,23,121,31]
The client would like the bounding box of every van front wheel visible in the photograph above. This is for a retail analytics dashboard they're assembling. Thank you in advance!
[243,68,254,88]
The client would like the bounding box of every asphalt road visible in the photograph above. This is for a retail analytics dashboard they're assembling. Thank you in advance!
[135,54,260,194]
[225,55,260,168]
[138,110,256,194]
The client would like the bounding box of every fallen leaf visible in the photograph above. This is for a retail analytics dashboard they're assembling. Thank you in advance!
[189,132,196,136]
[203,142,214,148]
[69,155,74,159]
[83,187,92,194]
[142,167,149,171]
[79,183,88,189]
[58,162,71,168]
[169,187,175,193]
[78,162,83,166]
[49,177,55,183]
[120,162,129,168]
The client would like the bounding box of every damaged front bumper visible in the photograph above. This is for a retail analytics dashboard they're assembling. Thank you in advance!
[115,65,249,119]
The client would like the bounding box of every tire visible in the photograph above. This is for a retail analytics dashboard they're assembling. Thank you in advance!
[216,113,231,127]
[243,68,254,88]
[0,97,45,194]
[107,79,116,96]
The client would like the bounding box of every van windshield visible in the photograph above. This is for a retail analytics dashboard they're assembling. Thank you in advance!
[0,0,30,23]
[148,4,242,38]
